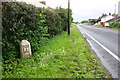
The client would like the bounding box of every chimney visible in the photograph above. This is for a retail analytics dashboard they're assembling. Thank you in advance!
[40,1,46,5]
[109,13,111,15]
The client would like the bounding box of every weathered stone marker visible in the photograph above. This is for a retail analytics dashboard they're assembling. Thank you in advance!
[20,40,32,59]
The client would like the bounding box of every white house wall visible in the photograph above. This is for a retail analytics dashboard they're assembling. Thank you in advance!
[101,15,114,22]
[0,0,48,8]
[17,0,48,8]
[0,0,13,2]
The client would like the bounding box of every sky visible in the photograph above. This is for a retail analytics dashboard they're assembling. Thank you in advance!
[36,0,120,22]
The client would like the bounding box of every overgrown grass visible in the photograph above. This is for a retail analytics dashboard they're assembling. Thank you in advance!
[109,26,120,29]
[109,22,120,29]
[2,25,108,78]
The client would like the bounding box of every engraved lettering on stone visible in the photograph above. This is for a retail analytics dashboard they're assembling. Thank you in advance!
[23,45,29,53]
[20,40,32,59]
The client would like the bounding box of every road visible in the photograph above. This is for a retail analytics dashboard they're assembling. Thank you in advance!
[77,24,119,78]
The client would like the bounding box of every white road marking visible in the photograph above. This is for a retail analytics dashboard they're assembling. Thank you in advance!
[77,25,120,62]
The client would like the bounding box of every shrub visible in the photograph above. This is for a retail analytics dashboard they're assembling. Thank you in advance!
[43,7,73,36]
[81,20,88,24]
[2,2,73,60]
[2,2,48,59]
[109,22,120,28]
[55,7,69,31]
[43,8,63,36]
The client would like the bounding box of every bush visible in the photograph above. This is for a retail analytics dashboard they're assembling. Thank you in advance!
[2,2,73,60]
[2,2,48,59]
[81,20,88,24]
[109,22,120,28]
[55,8,69,31]
[44,7,73,36]
[43,8,63,36]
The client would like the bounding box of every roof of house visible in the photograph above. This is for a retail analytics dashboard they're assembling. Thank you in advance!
[17,0,49,8]
[0,0,49,8]
[101,15,114,22]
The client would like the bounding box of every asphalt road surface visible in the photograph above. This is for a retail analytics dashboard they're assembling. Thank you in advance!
[77,24,119,78]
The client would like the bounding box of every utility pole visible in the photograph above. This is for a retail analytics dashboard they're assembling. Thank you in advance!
[68,0,70,35]
[115,4,116,14]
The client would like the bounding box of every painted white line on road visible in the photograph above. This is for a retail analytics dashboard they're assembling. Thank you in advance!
[77,25,120,62]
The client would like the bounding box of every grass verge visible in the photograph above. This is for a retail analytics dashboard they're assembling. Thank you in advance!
[3,25,108,78]
[94,25,120,29]
[94,25,103,27]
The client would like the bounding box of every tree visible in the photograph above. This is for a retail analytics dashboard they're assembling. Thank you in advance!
[81,20,88,24]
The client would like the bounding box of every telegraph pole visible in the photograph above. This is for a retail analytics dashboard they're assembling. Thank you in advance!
[115,4,116,14]
[68,0,70,35]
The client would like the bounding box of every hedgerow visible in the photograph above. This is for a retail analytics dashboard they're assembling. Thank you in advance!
[109,22,120,28]
[2,2,73,60]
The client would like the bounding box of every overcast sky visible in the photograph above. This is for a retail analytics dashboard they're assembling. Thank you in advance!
[37,0,120,22]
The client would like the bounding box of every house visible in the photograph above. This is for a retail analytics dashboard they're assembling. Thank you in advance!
[17,0,49,8]
[100,13,116,26]
[0,0,49,8]
[0,0,13,2]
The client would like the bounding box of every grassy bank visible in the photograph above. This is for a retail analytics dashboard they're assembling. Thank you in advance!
[3,25,108,78]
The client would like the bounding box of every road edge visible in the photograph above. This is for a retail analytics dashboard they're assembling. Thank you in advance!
[76,25,112,78]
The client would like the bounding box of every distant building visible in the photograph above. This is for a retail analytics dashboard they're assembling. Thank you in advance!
[0,0,14,2]
[118,1,120,16]
[17,0,49,8]
[100,13,115,26]
[0,0,49,8]
[101,14,114,22]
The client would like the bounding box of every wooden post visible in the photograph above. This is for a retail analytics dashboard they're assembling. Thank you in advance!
[68,0,70,35]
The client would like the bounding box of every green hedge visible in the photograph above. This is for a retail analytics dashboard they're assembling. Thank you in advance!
[44,8,63,36]
[55,8,73,31]
[109,22,120,28]
[2,2,73,60]
[44,7,73,36]
[2,2,48,59]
